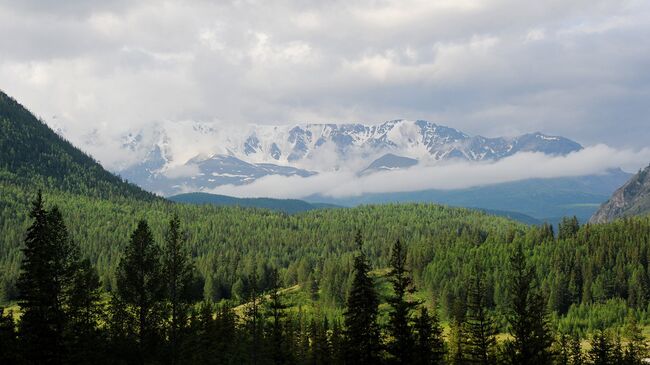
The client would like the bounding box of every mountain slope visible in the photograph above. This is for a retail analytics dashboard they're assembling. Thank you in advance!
[0,90,156,201]
[590,164,650,223]
[169,192,339,214]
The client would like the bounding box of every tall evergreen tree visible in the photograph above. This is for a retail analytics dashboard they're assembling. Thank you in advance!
[448,298,468,365]
[64,258,106,365]
[0,307,19,364]
[329,319,345,365]
[623,314,647,365]
[266,268,291,365]
[505,243,553,365]
[343,230,382,365]
[588,330,613,365]
[162,214,195,365]
[465,265,497,365]
[244,270,264,365]
[569,334,584,365]
[115,219,165,364]
[413,306,445,365]
[386,239,418,364]
[17,193,78,365]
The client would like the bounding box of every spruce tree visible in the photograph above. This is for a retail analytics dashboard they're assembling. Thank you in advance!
[505,243,553,365]
[17,193,78,365]
[343,230,381,365]
[588,330,613,365]
[266,268,290,365]
[465,266,497,365]
[310,317,332,365]
[569,334,584,365]
[386,239,418,364]
[448,298,468,365]
[0,307,19,364]
[623,313,647,365]
[116,219,165,364]
[413,306,445,365]
[162,214,195,365]
[64,258,106,365]
[244,270,264,365]
[330,319,345,365]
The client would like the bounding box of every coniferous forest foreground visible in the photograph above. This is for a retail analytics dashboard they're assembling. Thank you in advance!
[1,189,650,364]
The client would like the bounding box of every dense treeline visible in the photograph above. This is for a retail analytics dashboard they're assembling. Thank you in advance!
[1,194,649,364]
[3,184,650,336]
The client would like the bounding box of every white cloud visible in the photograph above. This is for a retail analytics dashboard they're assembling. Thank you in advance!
[207,146,650,199]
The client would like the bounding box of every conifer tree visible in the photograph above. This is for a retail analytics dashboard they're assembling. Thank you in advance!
[244,270,264,365]
[162,214,195,365]
[624,313,647,365]
[413,306,445,365]
[310,316,332,365]
[386,239,418,364]
[448,298,468,365]
[17,193,78,365]
[569,334,584,365]
[343,230,381,365]
[0,307,19,364]
[505,243,553,365]
[64,258,105,365]
[465,265,497,365]
[267,268,290,365]
[330,319,345,365]
[588,330,613,365]
[116,219,165,364]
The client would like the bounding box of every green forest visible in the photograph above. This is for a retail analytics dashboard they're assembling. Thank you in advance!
[2,191,650,364]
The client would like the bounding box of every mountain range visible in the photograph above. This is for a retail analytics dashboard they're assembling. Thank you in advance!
[116,119,582,196]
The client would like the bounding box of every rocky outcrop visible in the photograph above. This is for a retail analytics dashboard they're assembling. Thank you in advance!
[590,164,650,223]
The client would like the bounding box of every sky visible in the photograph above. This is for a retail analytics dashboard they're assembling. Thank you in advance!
[1,0,649,173]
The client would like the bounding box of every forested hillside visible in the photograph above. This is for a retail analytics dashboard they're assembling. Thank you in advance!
[0,90,155,201]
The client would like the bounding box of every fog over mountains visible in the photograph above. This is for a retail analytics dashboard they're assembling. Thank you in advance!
[114,119,583,196]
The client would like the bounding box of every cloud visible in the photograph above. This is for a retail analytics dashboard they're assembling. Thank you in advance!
[207,146,650,199]
[0,0,649,170]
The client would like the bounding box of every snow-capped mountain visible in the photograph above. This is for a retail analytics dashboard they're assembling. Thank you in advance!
[115,119,582,195]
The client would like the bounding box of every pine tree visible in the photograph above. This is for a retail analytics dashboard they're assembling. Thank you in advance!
[413,306,445,365]
[64,258,106,365]
[386,239,418,364]
[17,193,78,365]
[244,269,265,365]
[569,334,584,365]
[162,214,195,365]
[465,266,497,365]
[330,319,345,365]
[623,313,647,365]
[267,268,290,365]
[448,297,468,365]
[0,307,19,364]
[116,219,165,364]
[310,316,332,365]
[588,330,612,365]
[343,230,381,365]
[505,243,553,365]
[558,216,580,240]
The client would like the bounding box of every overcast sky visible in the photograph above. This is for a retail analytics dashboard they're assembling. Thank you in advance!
[1,0,649,162]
